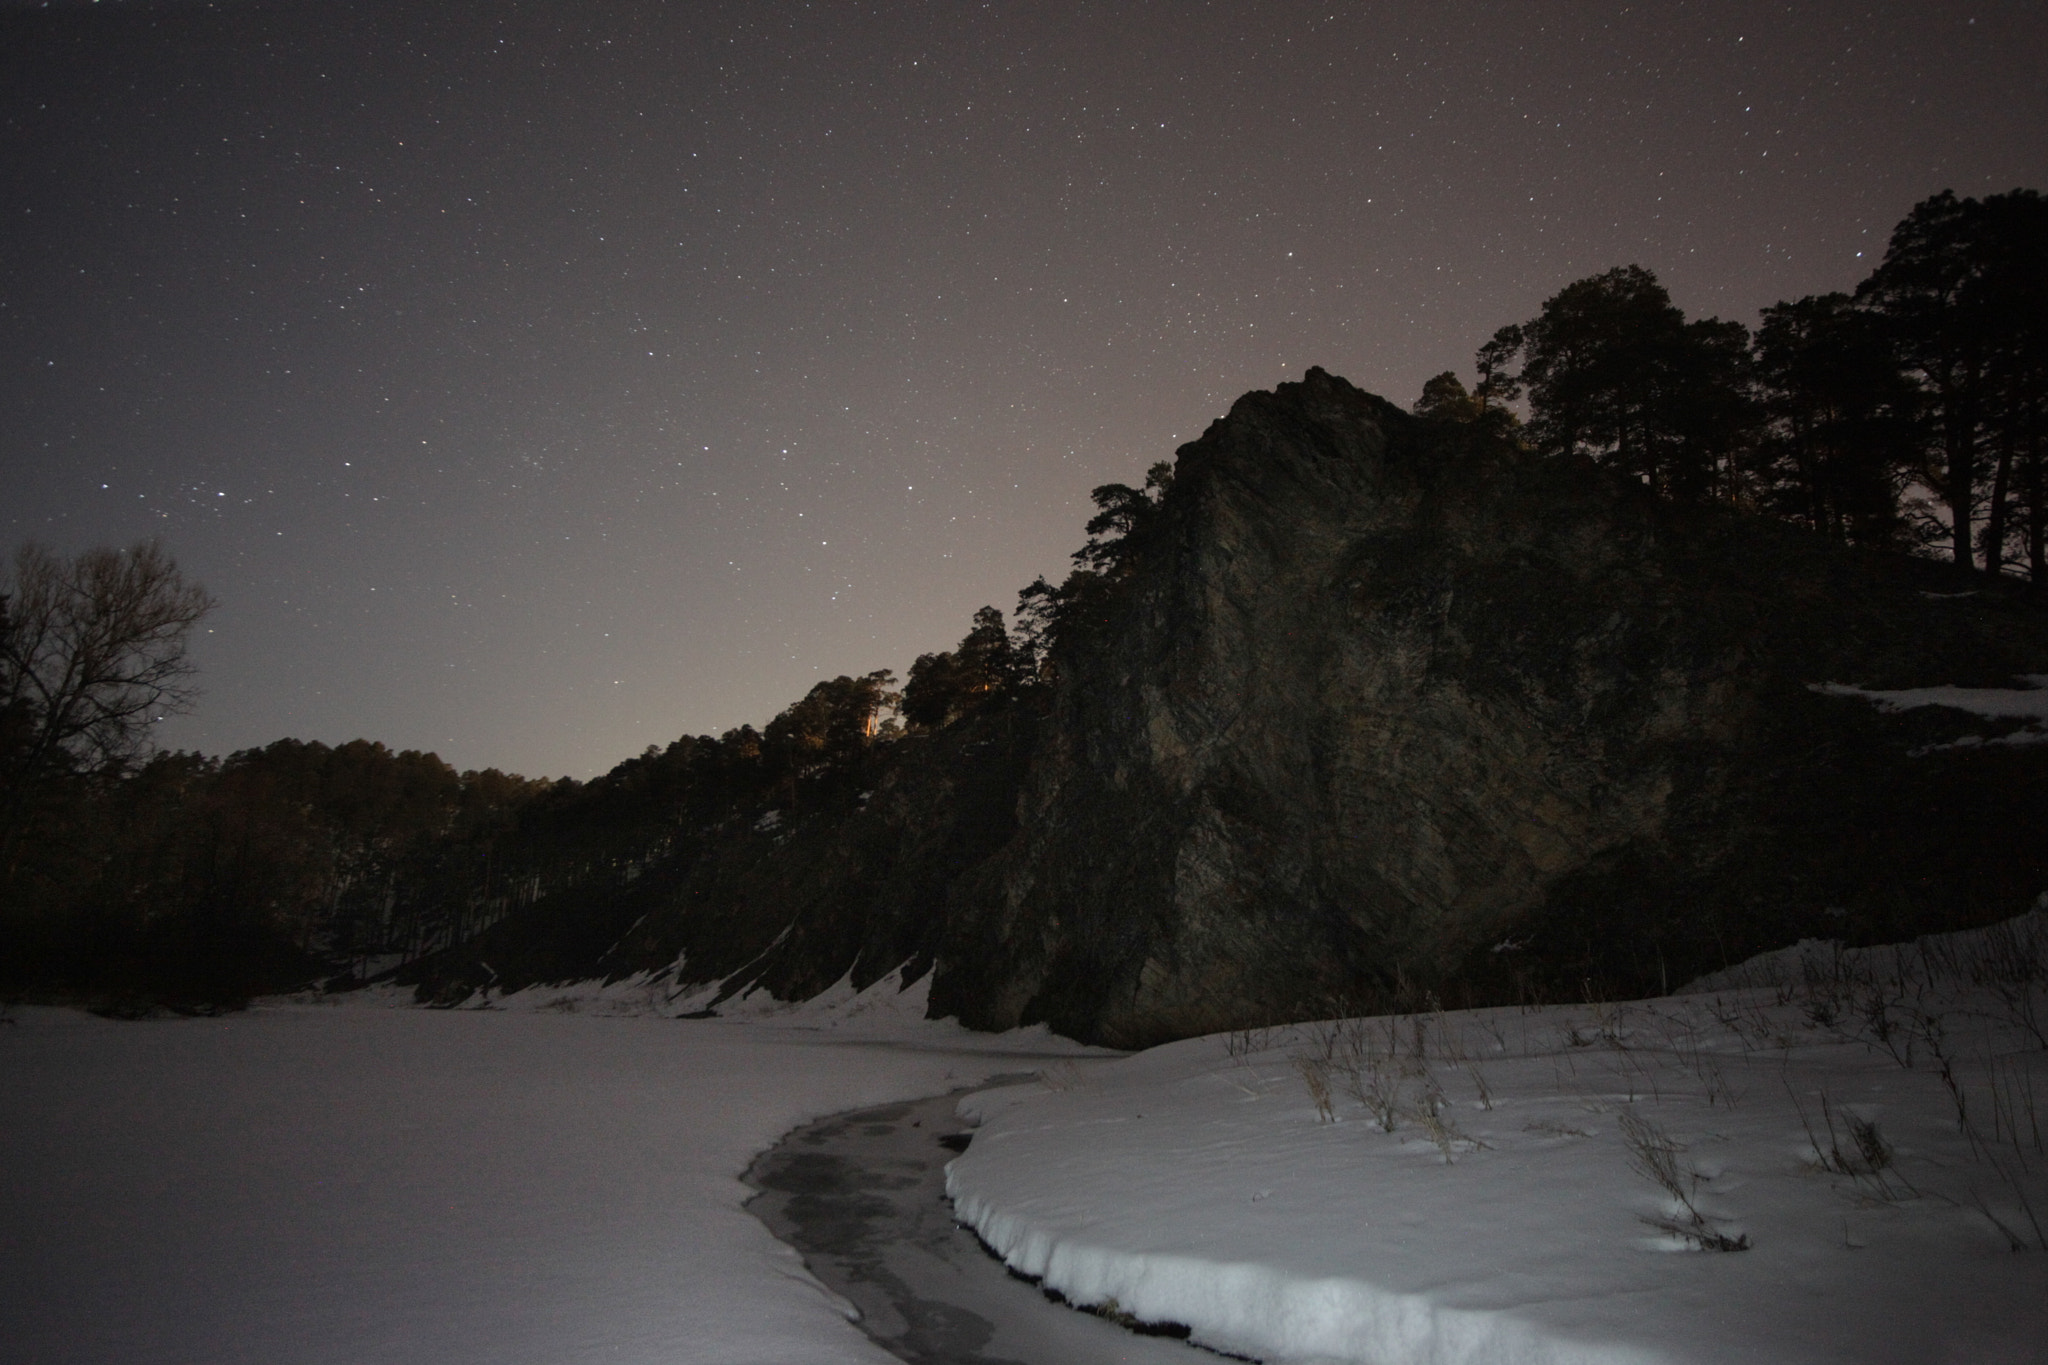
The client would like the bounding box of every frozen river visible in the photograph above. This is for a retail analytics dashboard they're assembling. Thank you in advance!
[17,922,2044,1365]
[0,994,1096,1365]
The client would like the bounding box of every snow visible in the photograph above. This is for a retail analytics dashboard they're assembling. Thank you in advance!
[0,975,1097,1365]
[948,911,2048,1364]
[402,958,952,1028]
[9,916,2048,1365]
[1813,675,2048,748]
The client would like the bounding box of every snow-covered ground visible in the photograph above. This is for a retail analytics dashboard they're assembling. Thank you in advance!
[8,919,2047,1365]
[950,913,2048,1365]
[1814,674,2048,749]
[0,971,1098,1365]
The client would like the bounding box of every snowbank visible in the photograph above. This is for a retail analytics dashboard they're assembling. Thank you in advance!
[1812,674,2048,748]
[380,959,968,1034]
[1678,903,2048,996]
[947,915,2048,1364]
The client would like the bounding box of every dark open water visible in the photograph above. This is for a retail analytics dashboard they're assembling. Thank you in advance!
[745,1082,1225,1365]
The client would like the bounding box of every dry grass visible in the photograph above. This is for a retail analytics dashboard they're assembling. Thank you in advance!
[1271,913,2048,1254]
[1292,1054,1336,1123]
[1617,1110,1749,1252]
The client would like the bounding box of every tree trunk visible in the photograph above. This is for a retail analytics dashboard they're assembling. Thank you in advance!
[2027,404,2046,589]
[1947,376,1978,569]
[1983,416,2015,576]
[1948,438,1975,567]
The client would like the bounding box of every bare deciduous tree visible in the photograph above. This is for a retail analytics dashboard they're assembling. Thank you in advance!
[0,537,214,792]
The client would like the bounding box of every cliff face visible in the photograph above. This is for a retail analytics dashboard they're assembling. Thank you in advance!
[927,369,2048,1045]
[408,368,2048,1047]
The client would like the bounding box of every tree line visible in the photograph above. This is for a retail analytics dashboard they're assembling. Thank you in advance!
[5,187,2039,1008]
[0,539,918,1006]
[1446,188,2047,575]
[900,192,2048,732]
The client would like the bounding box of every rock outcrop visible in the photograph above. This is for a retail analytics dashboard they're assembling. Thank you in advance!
[928,369,2048,1045]
[410,369,2048,1047]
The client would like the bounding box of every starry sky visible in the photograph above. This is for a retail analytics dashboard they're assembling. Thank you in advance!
[4,1,2044,778]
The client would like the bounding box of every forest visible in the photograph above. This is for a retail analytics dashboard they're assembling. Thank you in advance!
[2,186,2042,1010]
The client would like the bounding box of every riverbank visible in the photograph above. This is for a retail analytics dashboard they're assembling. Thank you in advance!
[946,915,2048,1364]
[11,918,2045,1365]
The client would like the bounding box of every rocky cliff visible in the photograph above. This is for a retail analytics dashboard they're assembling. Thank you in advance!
[410,369,2048,1047]
[927,369,2048,1044]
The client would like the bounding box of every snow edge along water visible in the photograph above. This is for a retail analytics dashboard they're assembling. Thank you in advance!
[940,909,2048,1365]
[943,1174,1658,1365]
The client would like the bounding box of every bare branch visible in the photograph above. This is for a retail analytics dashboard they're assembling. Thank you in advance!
[0,538,215,779]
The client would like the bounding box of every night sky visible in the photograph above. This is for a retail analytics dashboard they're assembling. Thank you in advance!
[4,1,2044,778]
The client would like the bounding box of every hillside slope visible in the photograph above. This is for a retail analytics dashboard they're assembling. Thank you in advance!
[409,369,2048,1046]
